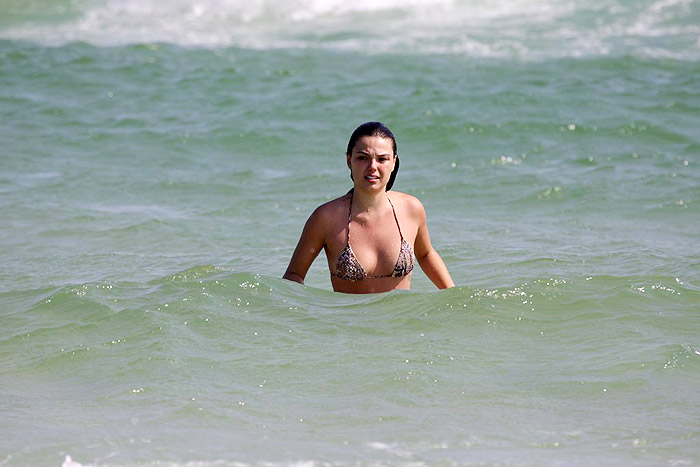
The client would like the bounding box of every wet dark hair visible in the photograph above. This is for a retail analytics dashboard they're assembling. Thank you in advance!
[346,121,399,191]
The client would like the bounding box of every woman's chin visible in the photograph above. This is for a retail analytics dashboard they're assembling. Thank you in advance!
[356,179,387,192]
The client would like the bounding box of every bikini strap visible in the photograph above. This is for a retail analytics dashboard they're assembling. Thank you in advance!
[386,195,404,241]
[346,190,353,243]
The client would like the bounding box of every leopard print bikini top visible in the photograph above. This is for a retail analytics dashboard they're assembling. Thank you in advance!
[331,191,414,282]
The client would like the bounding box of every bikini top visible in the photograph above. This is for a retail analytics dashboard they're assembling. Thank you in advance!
[331,191,414,282]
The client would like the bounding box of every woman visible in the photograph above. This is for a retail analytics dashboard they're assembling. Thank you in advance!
[283,122,455,294]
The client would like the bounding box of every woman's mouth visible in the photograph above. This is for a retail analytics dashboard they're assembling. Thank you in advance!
[365,175,380,182]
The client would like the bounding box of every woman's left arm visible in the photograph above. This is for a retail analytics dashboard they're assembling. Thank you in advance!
[412,199,455,289]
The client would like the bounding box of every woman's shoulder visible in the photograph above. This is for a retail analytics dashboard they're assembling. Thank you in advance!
[308,192,351,224]
[388,190,425,215]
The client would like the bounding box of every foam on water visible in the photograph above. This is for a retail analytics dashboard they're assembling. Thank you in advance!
[1,0,698,59]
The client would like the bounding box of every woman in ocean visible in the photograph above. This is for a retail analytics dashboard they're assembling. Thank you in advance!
[283,122,455,294]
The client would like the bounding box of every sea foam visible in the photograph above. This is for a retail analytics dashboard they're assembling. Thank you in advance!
[1,0,698,60]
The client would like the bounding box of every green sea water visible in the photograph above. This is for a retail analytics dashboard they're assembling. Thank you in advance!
[1,0,699,465]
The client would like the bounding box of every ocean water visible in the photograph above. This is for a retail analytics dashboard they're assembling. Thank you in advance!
[1,0,699,465]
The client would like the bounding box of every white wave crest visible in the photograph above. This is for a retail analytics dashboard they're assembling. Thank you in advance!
[1,0,698,60]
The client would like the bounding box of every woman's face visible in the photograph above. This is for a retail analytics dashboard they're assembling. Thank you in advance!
[347,135,396,191]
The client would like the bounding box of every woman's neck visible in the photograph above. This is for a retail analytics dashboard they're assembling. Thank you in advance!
[351,187,389,214]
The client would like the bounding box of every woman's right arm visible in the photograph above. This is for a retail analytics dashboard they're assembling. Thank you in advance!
[283,208,327,285]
